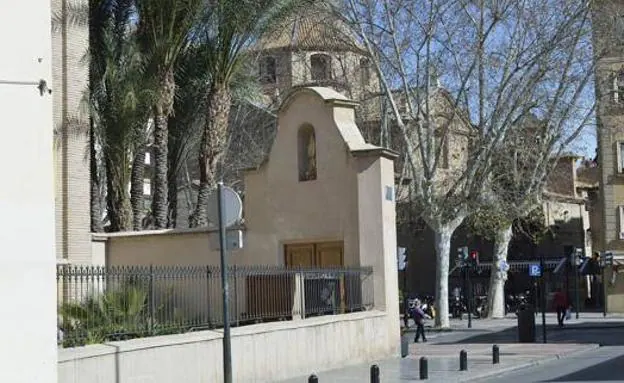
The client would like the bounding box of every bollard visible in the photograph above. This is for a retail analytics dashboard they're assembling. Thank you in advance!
[492,345,500,364]
[370,364,380,383]
[459,350,468,371]
[419,356,428,380]
[308,374,318,383]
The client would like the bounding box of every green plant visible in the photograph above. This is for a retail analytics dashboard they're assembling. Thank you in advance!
[59,285,150,347]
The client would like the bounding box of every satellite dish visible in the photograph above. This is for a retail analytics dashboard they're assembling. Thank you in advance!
[206,186,243,228]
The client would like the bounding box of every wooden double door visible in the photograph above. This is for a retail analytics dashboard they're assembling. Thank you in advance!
[284,241,344,267]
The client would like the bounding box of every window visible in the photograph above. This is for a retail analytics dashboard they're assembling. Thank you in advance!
[619,206,624,240]
[613,71,624,103]
[259,56,277,84]
[143,179,151,196]
[616,141,624,173]
[310,54,331,81]
[298,124,317,181]
[360,58,370,86]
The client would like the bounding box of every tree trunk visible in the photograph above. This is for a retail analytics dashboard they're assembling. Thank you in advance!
[487,224,513,318]
[90,120,103,233]
[167,162,178,228]
[105,156,131,232]
[434,226,453,328]
[151,71,175,229]
[190,84,232,227]
[130,147,146,231]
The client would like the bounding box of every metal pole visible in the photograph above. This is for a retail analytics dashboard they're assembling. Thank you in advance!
[467,270,472,329]
[540,254,547,344]
[602,264,607,318]
[575,265,580,319]
[218,182,232,383]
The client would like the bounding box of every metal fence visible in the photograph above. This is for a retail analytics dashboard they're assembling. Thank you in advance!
[57,265,374,348]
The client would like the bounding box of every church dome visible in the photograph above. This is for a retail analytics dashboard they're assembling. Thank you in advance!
[258,5,365,53]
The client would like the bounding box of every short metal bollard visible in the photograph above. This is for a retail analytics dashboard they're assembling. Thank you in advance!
[308,374,318,383]
[370,364,380,383]
[459,350,468,371]
[419,356,428,380]
[492,345,500,364]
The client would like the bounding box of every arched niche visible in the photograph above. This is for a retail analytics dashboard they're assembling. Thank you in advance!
[298,124,317,181]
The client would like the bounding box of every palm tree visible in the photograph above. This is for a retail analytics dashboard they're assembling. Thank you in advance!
[89,0,151,231]
[135,0,203,229]
[60,285,149,346]
[189,0,308,227]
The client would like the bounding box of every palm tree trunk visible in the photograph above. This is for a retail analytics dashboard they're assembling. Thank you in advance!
[90,120,103,232]
[130,147,146,231]
[190,84,232,227]
[168,178,178,228]
[151,71,175,229]
[105,156,132,232]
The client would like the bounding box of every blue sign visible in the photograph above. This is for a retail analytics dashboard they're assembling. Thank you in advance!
[529,264,542,277]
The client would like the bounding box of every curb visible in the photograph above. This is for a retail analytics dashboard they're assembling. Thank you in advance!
[456,343,601,382]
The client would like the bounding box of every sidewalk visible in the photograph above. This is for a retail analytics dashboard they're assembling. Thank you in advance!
[280,342,599,382]
[280,313,624,382]
[403,312,624,334]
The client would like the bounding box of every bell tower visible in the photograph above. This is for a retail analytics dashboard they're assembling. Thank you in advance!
[592,0,624,252]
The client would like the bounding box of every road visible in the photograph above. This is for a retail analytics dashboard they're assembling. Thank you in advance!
[476,346,624,382]
[471,320,624,382]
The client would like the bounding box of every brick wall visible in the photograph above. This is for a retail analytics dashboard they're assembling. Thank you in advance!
[51,0,92,264]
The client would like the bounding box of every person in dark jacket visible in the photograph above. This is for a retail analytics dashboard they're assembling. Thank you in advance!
[553,289,569,327]
[410,299,429,342]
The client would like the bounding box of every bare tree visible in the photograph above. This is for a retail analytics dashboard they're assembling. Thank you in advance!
[337,0,594,327]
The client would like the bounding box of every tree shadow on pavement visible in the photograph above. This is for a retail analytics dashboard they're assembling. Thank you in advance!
[435,321,624,346]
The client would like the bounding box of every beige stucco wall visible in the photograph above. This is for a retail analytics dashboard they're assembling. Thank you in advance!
[244,91,362,266]
[58,311,393,383]
[0,0,58,380]
[51,0,92,264]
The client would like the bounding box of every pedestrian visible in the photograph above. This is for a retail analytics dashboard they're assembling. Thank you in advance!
[410,299,430,343]
[553,288,569,327]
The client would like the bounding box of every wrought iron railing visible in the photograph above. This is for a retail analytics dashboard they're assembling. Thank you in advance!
[56,265,374,348]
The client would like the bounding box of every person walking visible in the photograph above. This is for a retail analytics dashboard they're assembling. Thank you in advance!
[553,288,569,327]
[410,299,430,342]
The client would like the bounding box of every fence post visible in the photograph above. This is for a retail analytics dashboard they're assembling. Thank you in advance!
[459,350,468,371]
[149,264,155,335]
[233,265,238,326]
[419,357,428,380]
[206,266,212,326]
[370,364,380,383]
[492,345,500,364]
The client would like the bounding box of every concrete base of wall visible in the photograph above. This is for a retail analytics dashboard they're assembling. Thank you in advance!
[59,311,397,383]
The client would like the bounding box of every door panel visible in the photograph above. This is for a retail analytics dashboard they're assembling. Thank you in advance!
[285,244,315,267]
[315,242,344,267]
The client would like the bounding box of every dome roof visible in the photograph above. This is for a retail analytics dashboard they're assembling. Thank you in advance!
[258,5,364,53]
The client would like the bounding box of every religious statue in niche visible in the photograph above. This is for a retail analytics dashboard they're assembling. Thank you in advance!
[299,125,317,181]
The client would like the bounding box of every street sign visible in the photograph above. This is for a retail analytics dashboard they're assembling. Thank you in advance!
[529,263,542,277]
[499,260,509,273]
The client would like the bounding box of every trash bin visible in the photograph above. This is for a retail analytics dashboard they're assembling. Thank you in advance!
[517,305,536,343]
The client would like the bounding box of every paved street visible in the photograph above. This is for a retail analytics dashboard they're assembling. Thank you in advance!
[281,313,624,382]
[476,346,624,382]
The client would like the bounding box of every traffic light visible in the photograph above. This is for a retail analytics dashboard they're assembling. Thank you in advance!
[457,246,469,267]
[469,250,480,268]
[397,247,407,271]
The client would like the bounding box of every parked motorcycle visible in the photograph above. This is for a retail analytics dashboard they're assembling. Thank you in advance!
[450,295,466,319]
